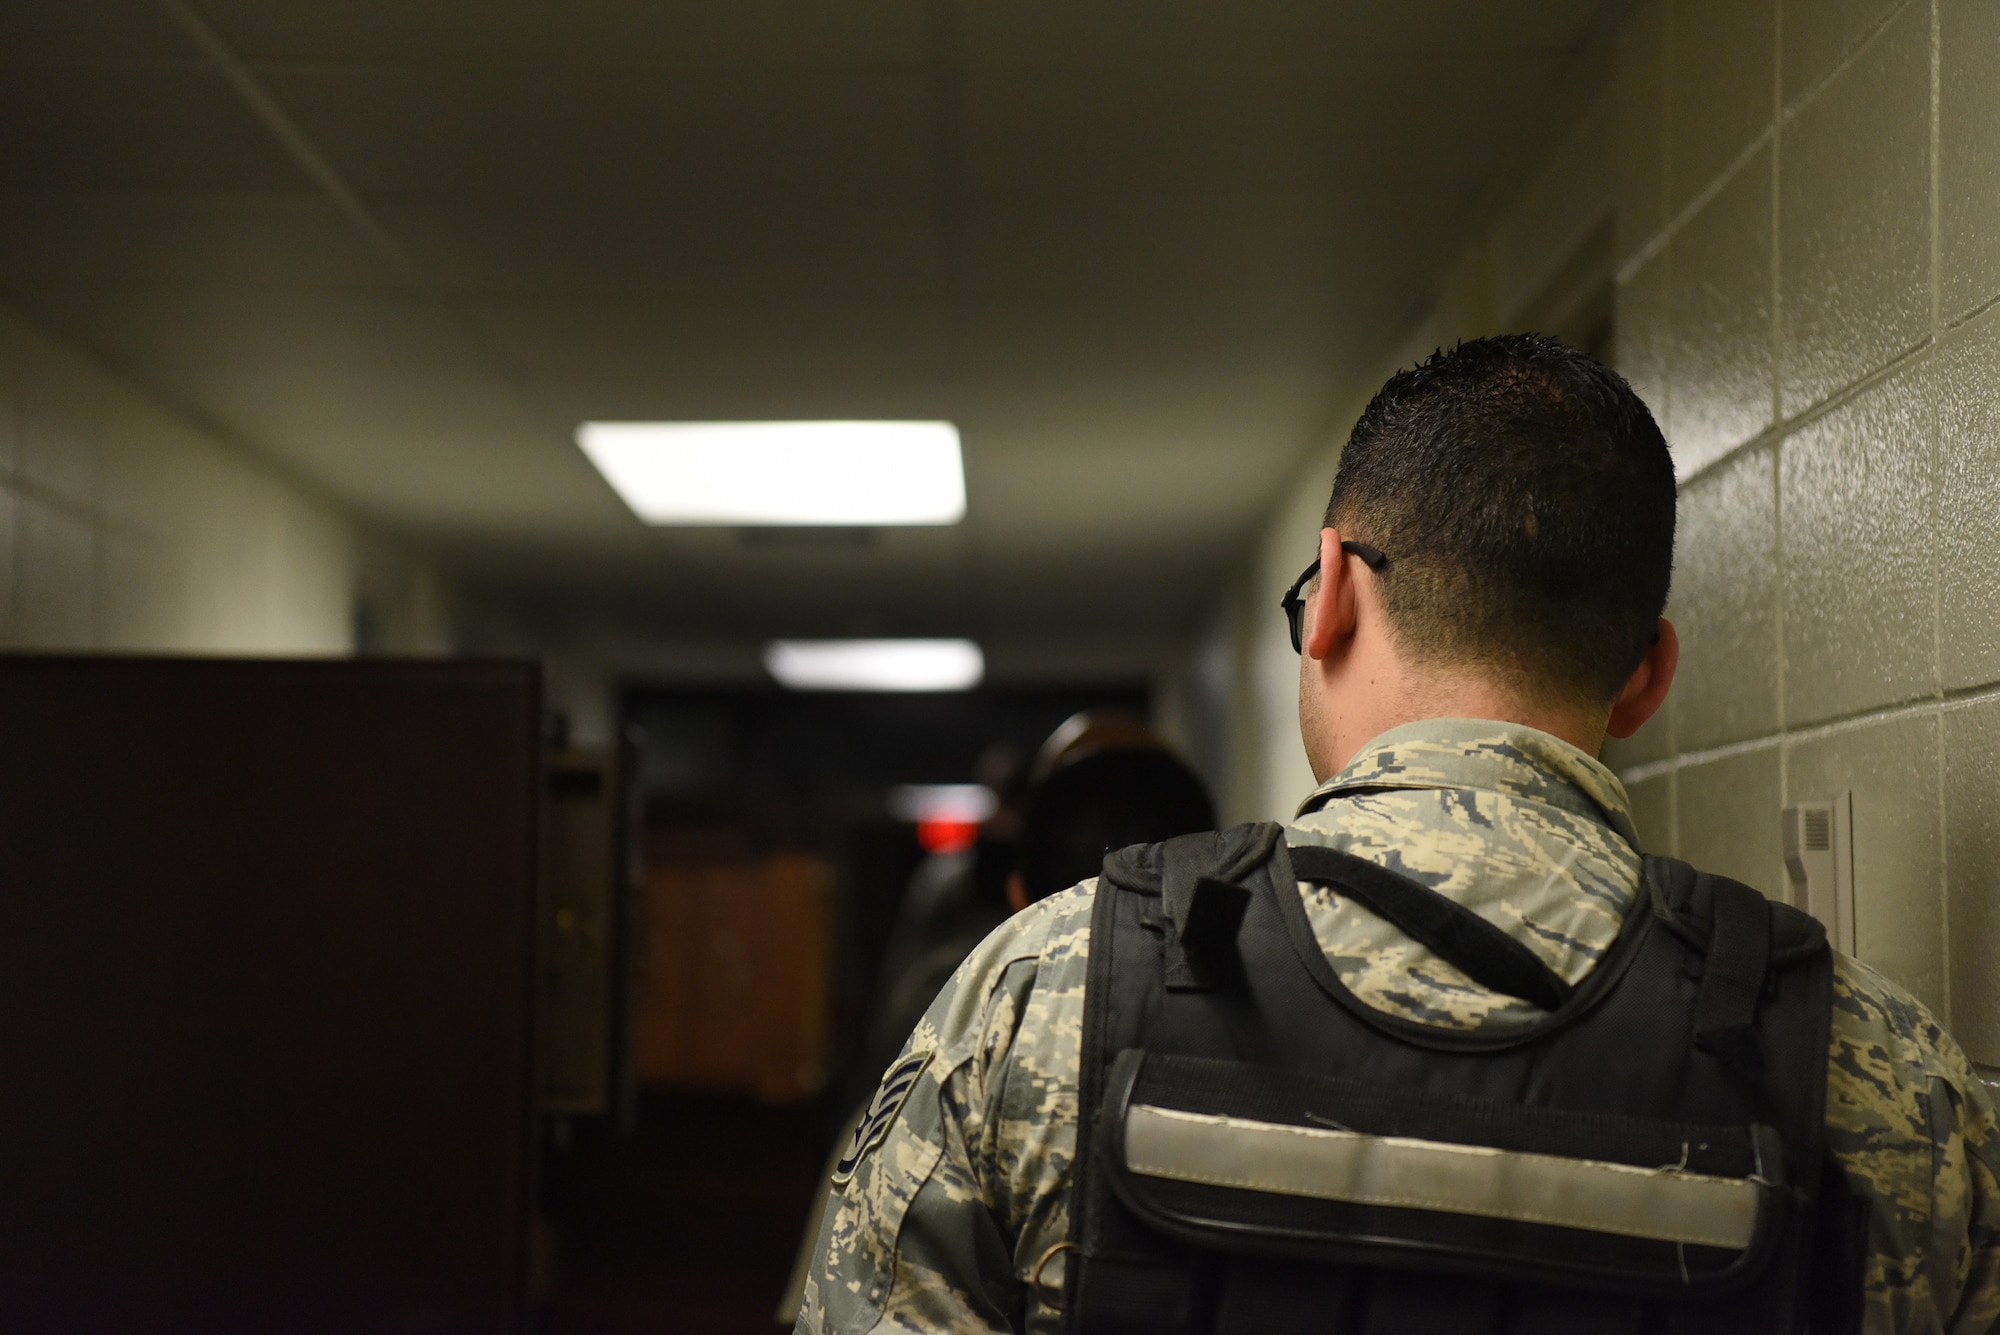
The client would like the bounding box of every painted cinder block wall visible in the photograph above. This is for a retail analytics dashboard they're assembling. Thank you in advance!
[1221,0,2000,1070]
[0,301,472,660]
[0,304,360,654]
[1599,0,2000,1069]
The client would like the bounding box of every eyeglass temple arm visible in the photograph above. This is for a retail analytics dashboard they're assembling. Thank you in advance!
[1340,540,1388,571]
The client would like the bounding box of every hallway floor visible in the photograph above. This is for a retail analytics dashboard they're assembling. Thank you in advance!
[543,1092,827,1334]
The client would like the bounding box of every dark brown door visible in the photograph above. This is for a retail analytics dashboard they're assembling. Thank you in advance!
[0,657,540,1334]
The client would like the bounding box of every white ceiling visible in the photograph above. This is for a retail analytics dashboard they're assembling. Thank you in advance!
[0,0,1628,669]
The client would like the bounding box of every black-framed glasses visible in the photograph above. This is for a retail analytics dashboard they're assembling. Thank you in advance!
[1281,541,1389,653]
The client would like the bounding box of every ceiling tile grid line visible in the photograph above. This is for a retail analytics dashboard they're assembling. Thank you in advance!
[159,0,534,395]
[0,0,1632,660]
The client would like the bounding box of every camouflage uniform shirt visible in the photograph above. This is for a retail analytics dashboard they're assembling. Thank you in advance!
[797,719,2000,1333]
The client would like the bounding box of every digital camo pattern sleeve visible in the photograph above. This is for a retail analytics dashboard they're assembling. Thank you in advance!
[795,882,1094,1335]
[1825,954,2000,1333]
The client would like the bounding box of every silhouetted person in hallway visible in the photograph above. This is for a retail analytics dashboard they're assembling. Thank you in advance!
[778,717,1214,1325]
[1008,733,1215,909]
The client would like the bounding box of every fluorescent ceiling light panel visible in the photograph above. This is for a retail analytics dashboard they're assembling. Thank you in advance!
[576,420,965,525]
[764,639,984,692]
[886,784,998,824]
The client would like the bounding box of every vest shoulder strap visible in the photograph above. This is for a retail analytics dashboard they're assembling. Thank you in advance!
[1642,853,1826,965]
[1288,842,1574,1010]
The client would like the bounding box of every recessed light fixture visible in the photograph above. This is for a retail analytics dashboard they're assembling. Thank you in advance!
[763,639,984,692]
[576,420,965,525]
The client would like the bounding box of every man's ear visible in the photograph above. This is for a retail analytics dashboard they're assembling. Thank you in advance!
[1006,871,1029,914]
[1606,618,1679,739]
[1304,527,1359,661]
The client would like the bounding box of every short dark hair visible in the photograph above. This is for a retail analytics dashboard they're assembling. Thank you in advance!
[1015,748,1215,902]
[1324,334,1676,706]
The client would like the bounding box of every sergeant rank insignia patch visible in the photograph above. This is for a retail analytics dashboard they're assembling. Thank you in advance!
[832,1049,933,1186]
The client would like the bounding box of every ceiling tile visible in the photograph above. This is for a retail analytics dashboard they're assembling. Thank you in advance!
[0,64,309,191]
[0,0,196,64]
[258,64,934,203]
[375,201,941,301]
[0,192,390,290]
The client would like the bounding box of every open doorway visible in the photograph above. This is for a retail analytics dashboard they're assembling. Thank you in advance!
[540,681,1147,1332]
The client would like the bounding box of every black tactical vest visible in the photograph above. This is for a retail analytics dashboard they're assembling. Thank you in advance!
[1059,822,1860,1335]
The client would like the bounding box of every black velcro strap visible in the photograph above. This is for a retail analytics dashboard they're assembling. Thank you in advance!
[1163,871,1251,991]
[1287,843,1573,1012]
[1183,876,1250,951]
[1693,877,1771,1075]
[1159,832,1210,926]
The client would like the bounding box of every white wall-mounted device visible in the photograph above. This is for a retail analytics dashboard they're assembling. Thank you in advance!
[1781,791,1854,955]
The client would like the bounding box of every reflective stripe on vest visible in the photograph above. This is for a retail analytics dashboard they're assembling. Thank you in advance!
[1123,1102,1761,1251]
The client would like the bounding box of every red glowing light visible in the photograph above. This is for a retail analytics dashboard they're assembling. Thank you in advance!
[916,817,979,854]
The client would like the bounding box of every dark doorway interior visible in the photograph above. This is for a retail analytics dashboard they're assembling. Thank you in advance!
[541,681,1149,1330]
